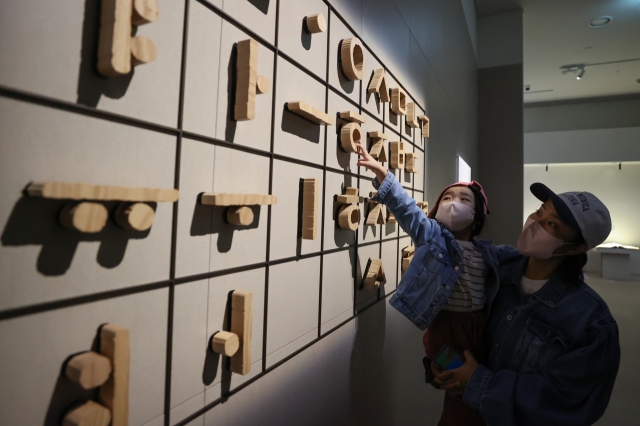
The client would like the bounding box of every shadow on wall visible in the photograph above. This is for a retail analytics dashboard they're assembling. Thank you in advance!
[281,105,321,144]
[76,0,133,107]
[248,0,270,15]
[224,44,238,143]
[1,197,153,275]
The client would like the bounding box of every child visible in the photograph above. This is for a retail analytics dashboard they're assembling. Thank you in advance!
[357,141,506,426]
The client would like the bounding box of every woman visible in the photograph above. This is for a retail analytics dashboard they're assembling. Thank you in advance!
[432,183,621,426]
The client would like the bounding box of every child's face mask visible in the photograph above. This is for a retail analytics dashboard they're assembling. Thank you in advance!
[517,218,577,259]
[435,201,475,232]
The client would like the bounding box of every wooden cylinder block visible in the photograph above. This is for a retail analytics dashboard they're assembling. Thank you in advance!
[306,13,327,33]
[59,202,109,233]
[131,36,157,66]
[63,400,111,426]
[227,206,254,226]
[132,0,160,25]
[115,202,155,231]
[211,331,240,357]
[340,38,365,81]
[338,204,360,231]
[66,351,113,390]
[340,122,361,153]
[256,75,270,94]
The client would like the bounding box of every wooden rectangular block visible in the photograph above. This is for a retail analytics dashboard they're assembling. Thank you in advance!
[405,153,418,173]
[418,115,430,138]
[99,324,130,426]
[389,142,405,169]
[287,101,334,125]
[234,39,259,121]
[339,111,366,124]
[230,291,252,375]
[301,178,318,240]
[200,193,277,206]
[390,87,407,115]
[27,182,179,202]
[406,102,419,128]
[97,0,133,77]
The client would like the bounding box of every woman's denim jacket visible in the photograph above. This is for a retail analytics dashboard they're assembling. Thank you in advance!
[372,173,519,330]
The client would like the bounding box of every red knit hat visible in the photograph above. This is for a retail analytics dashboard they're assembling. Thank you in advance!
[427,181,489,218]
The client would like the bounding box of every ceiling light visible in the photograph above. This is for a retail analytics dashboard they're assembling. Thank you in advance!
[588,16,612,28]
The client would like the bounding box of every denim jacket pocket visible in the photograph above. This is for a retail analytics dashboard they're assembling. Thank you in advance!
[425,244,446,274]
[514,316,568,371]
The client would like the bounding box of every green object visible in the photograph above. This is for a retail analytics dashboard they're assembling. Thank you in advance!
[435,344,464,371]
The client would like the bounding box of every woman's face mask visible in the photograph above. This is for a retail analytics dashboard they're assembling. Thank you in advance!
[517,217,577,259]
[435,201,475,232]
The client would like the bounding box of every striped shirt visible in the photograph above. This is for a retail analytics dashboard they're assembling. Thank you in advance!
[443,240,488,312]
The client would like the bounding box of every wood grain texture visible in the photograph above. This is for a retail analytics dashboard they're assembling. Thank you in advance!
[362,258,386,291]
[200,193,277,206]
[235,39,259,121]
[390,87,407,115]
[287,101,334,125]
[97,0,133,77]
[27,182,179,202]
[339,111,366,124]
[340,37,365,81]
[305,13,326,33]
[389,141,406,170]
[230,291,252,375]
[405,152,418,173]
[66,352,113,390]
[301,178,318,240]
[367,68,390,102]
[59,202,109,233]
[418,115,430,138]
[340,122,361,153]
[132,0,159,25]
[338,204,359,231]
[211,331,240,357]
[406,102,419,128]
[99,324,130,426]
[114,202,155,231]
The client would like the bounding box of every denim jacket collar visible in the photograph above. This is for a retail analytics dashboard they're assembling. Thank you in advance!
[503,257,569,308]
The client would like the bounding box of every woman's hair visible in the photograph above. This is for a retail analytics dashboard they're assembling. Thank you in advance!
[431,184,487,237]
[558,232,588,284]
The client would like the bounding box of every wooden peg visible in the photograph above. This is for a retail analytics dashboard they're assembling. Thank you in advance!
[366,192,386,225]
[235,39,259,121]
[230,291,252,375]
[305,13,326,33]
[256,75,270,94]
[339,111,366,124]
[346,187,359,195]
[132,0,159,26]
[59,202,109,234]
[338,204,360,231]
[200,193,277,206]
[63,401,111,426]
[362,258,386,291]
[97,0,133,77]
[406,102,419,128]
[226,206,254,226]
[301,178,318,240]
[340,37,365,81]
[99,324,130,426]
[405,153,418,173]
[211,331,240,357]
[340,122,361,153]
[114,202,155,231]
[287,101,334,125]
[418,115,430,138]
[130,36,157,66]
[389,141,406,170]
[66,352,113,390]
[391,88,407,115]
[27,182,179,202]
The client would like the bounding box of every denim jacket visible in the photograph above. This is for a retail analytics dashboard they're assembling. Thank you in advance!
[371,173,520,330]
[463,256,621,426]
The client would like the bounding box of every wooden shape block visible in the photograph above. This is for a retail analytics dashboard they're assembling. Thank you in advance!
[362,258,387,291]
[235,39,259,121]
[340,122,361,153]
[368,138,383,158]
[200,193,277,206]
[389,142,406,170]
[114,202,155,231]
[305,13,326,33]
[418,115,430,138]
[378,145,388,163]
[340,37,365,81]
[130,36,157,66]
[59,202,109,234]
[339,111,366,124]
[211,331,240,357]
[417,201,429,214]
[406,102,419,128]
[132,0,159,26]
[226,206,254,226]
[402,255,414,271]
[63,401,111,426]
[368,131,389,140]
[27,182,179,202]
[66,352,113,390]
[230,291,252,375]
[256,75,270,94]
[367,68,390,103]
[301,178,318,240]
[99,324,130,426]
[97,0,133,77]
[388,211,396,223]
[287,101,334,125]
[366,203,386,226]
[346,187,359,196]
[338,204,360,231]
[391,87,407,115]
[405,153,419,173]
[402,246,415,271]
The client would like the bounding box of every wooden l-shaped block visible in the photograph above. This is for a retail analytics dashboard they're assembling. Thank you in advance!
[200,193,277,226]
[368,131,389,160]
[362,258,387,291]
[287,101,334,126]
[235,39,270,121]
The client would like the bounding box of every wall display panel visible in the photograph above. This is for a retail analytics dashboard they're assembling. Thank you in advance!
[321,248,356,334]
[266,257,321,368]
[270,160,323,261]
[327,11,361,105]
[0,288,168,426]
[222,0,277,45]
[273,58,327,166]
[323,170,358,250]
[209,146,270,272]
[0,0,183,127]
[0,98,175,311]
[213,20,275,153]
[381,239,399,291]
[354,242,381,312]
[277,0,329,81]
[326,91,360,173]
[359,178,381,244]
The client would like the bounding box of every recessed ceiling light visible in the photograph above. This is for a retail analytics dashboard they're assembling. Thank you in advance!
[588,16,612,28]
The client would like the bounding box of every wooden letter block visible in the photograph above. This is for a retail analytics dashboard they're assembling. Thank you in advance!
[114,202,155,231]
[366,192,386,225]
[389,142,406,170]
[388,211,396,223]
[63,401,111,426]
[402,246,415,271]
[200,193,277,206]
[367,68,390,103]
[340,38,365,81]
[59,202,109,234]
[362,258,387,291]
[390,87,407,116]
[340,122,361,153]
[226,206,254,226]
[406,102,419,128]
[338,204,360,231]
[211,331,240,357]
[405,153,418,173]
[339,111,366,124]
[368,132,389,159]
[27,182,179,203]
[235,39,259,121]
[66,352,113,390]
[99,324,130,426]
[418,115,430,138]
[417,201,429,214]
[130,36,157,66]
[230,291,252,375]
[302,178,318,240]
[305,13,326,33]
[287,101,334,125]
[378,145,388,163]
